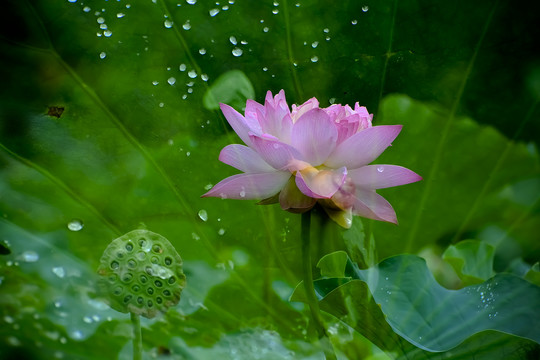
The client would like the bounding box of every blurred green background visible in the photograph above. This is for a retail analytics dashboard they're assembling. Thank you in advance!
[0,0,539,359]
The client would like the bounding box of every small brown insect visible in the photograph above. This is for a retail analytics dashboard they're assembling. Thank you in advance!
[47,106,65,118]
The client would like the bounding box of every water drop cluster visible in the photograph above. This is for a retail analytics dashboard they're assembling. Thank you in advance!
[97,229,186,318]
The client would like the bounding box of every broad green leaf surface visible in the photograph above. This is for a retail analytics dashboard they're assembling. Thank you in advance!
[299,251,540,358]
[1,0,539,358]
[442,240,495,286]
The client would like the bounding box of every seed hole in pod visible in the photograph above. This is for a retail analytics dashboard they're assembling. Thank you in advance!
[127,259,137,268]
[147,287,154,295]
[156,297,163,304]
[138,238,146,247]
[124,295,132,303]
[137,296,143,305]
[145,266,154,275]
[164,257,172,266]
[110,261,119,270]
[132,285,140,292]
[154,280,163,287]
[122,273,133,283]
[151,256,159,264]
[140,275,148,283]
[162,289,171,297]
[113,286,123,296]
[125,243,133,251]
[168,276,176,284]
[147,300,153,308]
[116,252,125,259]
[152,244,162,253]
[108,274,117,283]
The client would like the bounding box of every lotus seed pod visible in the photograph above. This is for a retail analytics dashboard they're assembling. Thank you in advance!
[97,229,186,318]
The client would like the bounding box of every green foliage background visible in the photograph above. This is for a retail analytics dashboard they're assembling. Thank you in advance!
[0,0,539,359]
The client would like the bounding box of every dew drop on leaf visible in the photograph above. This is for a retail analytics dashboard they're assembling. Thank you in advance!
[164,20,173,28]
[198,209,208,221]
[167,77,176,85]
[21,251,39,262]
[182,21,191,30]
[67,219,84,231]
[209,9,220,17]
[311,56,318,63]
[232,47,243,57]
[52,266,66,278]
[362,5,369,12]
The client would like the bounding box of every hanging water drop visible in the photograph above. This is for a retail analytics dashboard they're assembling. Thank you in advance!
[67,219,84,231]
[232,47,243,57]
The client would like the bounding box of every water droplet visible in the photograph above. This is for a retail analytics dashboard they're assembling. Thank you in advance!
[351,19,358,25]
[152,80,159,86]
[229,36,237,45]
[199,48,206,55]
[263,27,269,33]
[21,250,39,262]
[182,21,191,30]
[83,6,91,12]
[100,24,108,30]
[262,67,268,71]
[323,28,329,33]
[311,41,319,48]
[99,52,107,59]
[4,315,14,324]
[198,209,208,221]
[159,102,164,108]
[232,47,243,57]
[167,77,176,85]
[222,5,229,10]
[209,8,220,17]
[239,189,246,197]
[52,267,66,278]
[103,30,112,37]
[362,5,369,12]
[192,232,200,241]
[272,9,279,14]
[218,228,225,235]
[188,70,197,78]
[186,0,197,4]
[83,316,92,324]
[201,74,209,81]
[97,17,105,24]
[70,330,83,340]
[273,1,279,5]
[179,63,187,71]
[311,56,318,63]
[164,19,173,28]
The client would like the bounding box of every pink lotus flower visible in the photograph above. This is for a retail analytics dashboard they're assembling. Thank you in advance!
[203,90,422,228]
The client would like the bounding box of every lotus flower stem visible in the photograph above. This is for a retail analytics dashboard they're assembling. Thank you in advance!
[301,211,337,360]
[131,312,142,360]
